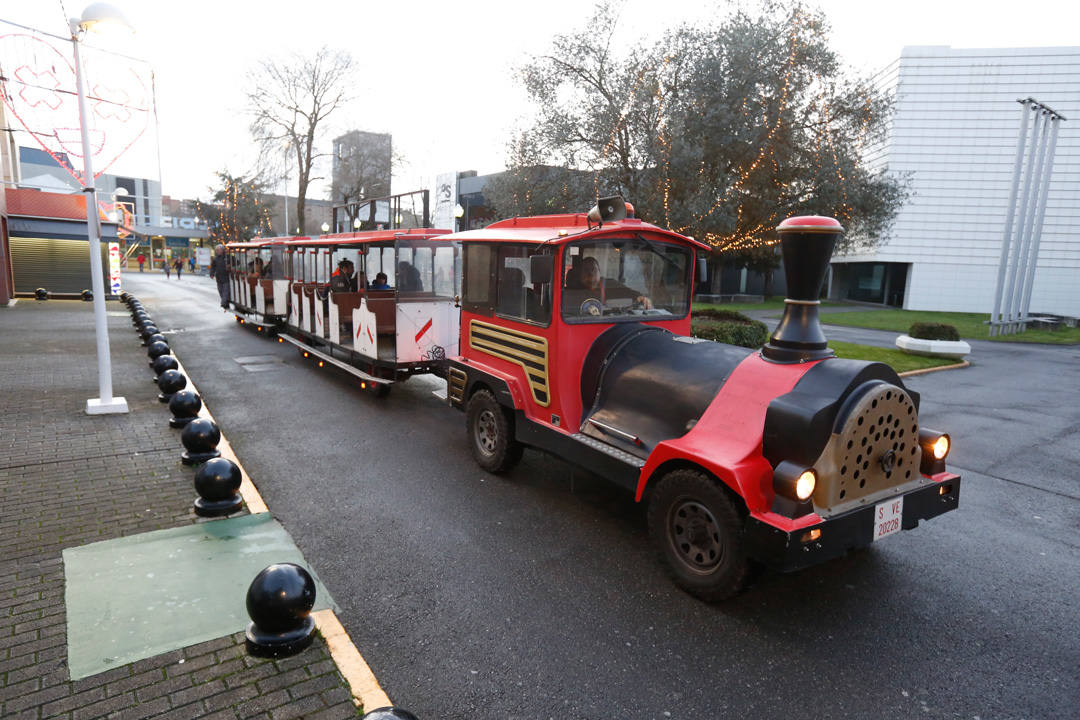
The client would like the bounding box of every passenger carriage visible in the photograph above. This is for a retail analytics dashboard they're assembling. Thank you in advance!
[225,239,289,333]
[278,229,457,393]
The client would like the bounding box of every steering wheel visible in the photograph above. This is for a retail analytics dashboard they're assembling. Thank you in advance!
[580,298,603,316]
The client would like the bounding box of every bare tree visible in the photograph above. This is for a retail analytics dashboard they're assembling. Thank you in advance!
[247,46,355,234]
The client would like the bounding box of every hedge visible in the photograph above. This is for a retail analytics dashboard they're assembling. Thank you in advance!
[691,309,769,349]
[908,322,960,342]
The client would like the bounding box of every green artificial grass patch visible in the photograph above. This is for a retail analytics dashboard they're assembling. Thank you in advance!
[818,309,1080,344]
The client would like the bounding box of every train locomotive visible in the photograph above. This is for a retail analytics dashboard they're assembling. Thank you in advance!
[226,197,960,601]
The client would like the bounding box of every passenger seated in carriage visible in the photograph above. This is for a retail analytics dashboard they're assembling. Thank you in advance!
[330,258,359,293]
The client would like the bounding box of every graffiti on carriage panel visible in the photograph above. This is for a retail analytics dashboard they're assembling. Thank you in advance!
[395,302,459,363]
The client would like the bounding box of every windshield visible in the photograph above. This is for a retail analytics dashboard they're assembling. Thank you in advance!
[561,236,691,321]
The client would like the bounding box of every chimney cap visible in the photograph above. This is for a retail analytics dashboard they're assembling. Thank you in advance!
[777,216,844,234]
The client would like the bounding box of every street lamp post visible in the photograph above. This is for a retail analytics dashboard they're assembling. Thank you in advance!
[70,2,133,415]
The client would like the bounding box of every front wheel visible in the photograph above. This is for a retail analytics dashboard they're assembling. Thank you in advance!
[466,389,523,473]
[647,469,749,602]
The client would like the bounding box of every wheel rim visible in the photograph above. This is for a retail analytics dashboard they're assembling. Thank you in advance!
[476,409,498,456]
[668,499,723,574]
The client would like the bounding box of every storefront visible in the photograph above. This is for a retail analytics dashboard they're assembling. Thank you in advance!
[5,188,119,296]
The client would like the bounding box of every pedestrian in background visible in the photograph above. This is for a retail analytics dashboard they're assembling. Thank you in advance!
[173,257,183,279]
[189,256,196,273]
[137,253,145,272]
[163,258,170,279]
[209,244,230,309]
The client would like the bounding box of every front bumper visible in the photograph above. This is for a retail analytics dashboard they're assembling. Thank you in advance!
[745,475,961,572]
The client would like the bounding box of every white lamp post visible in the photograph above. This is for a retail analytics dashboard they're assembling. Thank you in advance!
[454,203,464,232]
[321,222,330,233]
[70,2,133,415]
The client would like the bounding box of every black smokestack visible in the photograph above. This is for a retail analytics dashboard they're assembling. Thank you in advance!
[761,216,843,363]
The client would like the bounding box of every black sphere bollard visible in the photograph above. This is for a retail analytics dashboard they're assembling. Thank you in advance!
[361,708,420,720]
[151,354,179,380]
[167,389,202,428]
[180,417,221,465]
[81,289,93,302]
[147,340,171,363]
[245,563,316,658]
[139,321,160,337]
[141,328,162,346]
[34,288,48,300]
[192,457,243,516]
[147,332,167,347]
[157,368,187,402]
[120,291,130,303]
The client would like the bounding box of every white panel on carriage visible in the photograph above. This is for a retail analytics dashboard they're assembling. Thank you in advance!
[255,283,265,314]
[328,299,340,345]
[395,300,456,363]
[354,301,378,359]
[273,279,289,316]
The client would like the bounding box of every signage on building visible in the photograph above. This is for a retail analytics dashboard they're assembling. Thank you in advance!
[433,172,457,231]
[108,243,122,295]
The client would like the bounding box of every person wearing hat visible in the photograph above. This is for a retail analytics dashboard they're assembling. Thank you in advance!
[330,257,358,292]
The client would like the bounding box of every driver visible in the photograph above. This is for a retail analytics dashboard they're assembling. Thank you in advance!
[570,256,652,314]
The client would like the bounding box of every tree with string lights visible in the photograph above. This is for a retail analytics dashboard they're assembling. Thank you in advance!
[196,171,275,245]
[486,1,906,268]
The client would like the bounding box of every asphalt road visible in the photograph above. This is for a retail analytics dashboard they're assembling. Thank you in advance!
[124,272,1078,720]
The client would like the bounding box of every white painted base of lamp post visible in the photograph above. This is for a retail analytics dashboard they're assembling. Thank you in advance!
[895,335,971,360]
[86,397,130,415]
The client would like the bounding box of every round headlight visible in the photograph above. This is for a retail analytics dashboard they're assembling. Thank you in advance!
[933,434,950,460]
[796,470,816,500]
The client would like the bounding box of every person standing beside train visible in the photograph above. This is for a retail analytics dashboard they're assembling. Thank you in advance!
[209,245,230,309]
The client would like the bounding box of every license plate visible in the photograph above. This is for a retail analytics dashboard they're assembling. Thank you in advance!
[873,496,904,541]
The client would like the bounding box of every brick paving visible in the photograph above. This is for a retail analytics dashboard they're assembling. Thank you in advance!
[0,300,359,719]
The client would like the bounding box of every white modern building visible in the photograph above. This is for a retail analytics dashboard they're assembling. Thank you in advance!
[830,45,1079,316]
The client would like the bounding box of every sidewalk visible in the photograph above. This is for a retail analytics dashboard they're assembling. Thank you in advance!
[0,299,360,719]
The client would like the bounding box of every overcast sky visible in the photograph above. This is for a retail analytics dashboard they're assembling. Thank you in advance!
[1,0,1077,204]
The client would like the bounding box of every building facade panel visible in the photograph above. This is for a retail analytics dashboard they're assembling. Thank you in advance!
[833,45,1080,316]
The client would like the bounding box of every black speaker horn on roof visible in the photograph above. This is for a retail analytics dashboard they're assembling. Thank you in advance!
[588,195,627,226]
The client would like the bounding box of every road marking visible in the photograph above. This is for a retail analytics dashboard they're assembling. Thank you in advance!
[313,609,392,711]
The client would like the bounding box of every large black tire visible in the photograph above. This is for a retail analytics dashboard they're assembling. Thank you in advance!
[647,469,749,602]
[466,389,523,474]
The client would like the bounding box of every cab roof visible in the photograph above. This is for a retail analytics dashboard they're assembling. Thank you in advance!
[445,213,709,251]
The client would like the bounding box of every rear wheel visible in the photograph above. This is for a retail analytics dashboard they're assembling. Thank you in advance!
[647,469,749,602]
[466,389,522,473]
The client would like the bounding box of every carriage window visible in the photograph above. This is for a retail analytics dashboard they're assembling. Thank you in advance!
[433,246,455,297]
[395,246,425,293]
[258,248,273,278]
[561,236,690,322]
[463,243,493,314]
[496,245,551,325]
[316,250,330,284]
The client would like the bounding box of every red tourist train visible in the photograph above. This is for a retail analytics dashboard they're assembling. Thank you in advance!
[224,196,960,600]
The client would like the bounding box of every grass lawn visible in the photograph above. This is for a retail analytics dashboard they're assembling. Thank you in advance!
[827,340,960,374]
[818,309,1080,344]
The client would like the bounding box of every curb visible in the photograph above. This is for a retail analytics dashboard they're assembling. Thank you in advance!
[169,351,388,711]
[898,360,971,377]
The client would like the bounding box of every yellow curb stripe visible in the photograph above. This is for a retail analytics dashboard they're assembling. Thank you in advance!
[899,360,970,377]
[170,356,268,513]
[313,609,392,711]
[167,347,387,709]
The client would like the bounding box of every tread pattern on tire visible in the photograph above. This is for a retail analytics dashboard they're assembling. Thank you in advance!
[647,468,749,602]
[466,389,523,474]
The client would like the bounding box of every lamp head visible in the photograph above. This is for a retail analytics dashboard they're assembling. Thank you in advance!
[73,3,134,35]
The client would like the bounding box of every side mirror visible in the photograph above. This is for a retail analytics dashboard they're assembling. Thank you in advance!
[697,257,708,284]
[530,254,554,284]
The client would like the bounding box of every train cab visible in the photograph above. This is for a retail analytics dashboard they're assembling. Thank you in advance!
[277,229,456,392]
[446,198,705,473]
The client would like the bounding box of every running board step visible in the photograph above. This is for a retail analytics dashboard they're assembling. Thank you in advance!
[570,433,646,469]
[278,334,391,386]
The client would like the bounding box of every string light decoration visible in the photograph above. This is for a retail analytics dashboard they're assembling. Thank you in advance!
[494,4,898,257]
[197,172,274,246]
